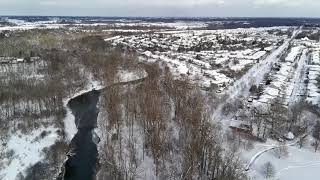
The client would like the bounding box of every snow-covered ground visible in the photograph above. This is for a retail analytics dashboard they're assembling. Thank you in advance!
[285,46,304,62]
[95,68,149,179]
[0,18,63,31]
[1,18,320,180]
[0,17,208,33]
[116,69,147,83]
[113,21,208,30]
[242,137,320,180]
[0,126,59,180]
[0,59,63,180]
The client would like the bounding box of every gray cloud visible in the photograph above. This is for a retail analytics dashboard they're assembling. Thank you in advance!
[0,0,319,17]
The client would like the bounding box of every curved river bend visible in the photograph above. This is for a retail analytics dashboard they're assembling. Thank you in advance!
[58,89,101,180]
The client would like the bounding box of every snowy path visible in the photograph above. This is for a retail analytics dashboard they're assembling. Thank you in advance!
[245,138,302,171]
[245,146,277,171]
[212,27,301,120]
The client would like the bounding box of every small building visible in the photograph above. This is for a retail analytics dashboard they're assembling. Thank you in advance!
[229,121,253,135]
[17,58,24,63]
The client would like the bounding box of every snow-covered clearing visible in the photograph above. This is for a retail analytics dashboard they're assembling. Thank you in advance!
[116,69,147,83]
[242,138,320,180]
[0,126,59,180]
[244,137,299,171]
[109,21,208,30]
[0,22,64,31]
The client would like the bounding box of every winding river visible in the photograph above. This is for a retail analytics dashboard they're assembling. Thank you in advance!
[59,89,101,180]
[57,69,148,180]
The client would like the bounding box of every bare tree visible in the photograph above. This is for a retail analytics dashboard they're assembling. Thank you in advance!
[262,162,275,179]
[276,142,289,159]
[298,135,307,149]
[313,121,320,152]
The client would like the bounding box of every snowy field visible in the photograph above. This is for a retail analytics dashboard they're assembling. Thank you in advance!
[0,126,59,180]
[242,137,320,180]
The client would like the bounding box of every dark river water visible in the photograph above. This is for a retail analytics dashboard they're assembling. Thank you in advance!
[59,89,101,180]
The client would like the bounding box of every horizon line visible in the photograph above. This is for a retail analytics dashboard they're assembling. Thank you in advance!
[1,15,320,19]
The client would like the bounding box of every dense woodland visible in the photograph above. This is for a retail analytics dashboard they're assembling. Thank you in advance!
[97,62,247,180]
[0,30,122,180]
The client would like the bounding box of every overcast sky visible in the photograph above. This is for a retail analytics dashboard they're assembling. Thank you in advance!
[0,0,319,17]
